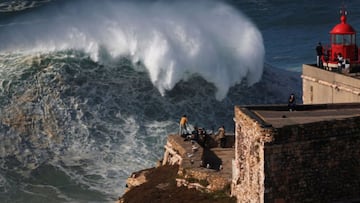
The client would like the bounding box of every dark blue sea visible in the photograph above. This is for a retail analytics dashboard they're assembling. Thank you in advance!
[0,0,358,202]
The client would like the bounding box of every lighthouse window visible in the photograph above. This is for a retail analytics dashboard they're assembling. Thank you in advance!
[333,35,343,45]
[344,34,352,45]
[352,34,356,44]
[333,34,355,45]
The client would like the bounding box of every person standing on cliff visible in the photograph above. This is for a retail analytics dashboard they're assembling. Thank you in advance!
[216,125,226,148]
[179,115,188,136]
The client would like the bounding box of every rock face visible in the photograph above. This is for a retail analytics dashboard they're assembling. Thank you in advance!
[119,164,236,203]
[162,135,234,192]
[124,169,151,193]
[119,134,237,203]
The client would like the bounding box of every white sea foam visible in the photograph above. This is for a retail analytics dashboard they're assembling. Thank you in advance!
[52,114,174,197]
[0,174,8,193]
[0,0,264,100]
[0,0,50,13]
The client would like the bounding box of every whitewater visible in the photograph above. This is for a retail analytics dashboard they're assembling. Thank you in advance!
[0,0,301,202]
[0,0,265,100]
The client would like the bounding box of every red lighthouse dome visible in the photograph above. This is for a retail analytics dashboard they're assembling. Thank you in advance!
[330,14,356,34]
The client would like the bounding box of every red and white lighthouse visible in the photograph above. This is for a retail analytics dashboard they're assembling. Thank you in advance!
[321,8,360,72]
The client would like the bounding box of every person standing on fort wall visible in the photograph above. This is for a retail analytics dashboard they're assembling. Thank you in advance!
[288,93,296,111]
[179,115,188,136]
[316,42,323,67]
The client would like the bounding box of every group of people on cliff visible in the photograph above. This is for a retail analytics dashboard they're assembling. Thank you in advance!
[178,115,226,148]
[178,92,297,147]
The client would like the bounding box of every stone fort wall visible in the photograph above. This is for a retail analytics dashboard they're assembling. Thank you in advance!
[232,106,360,203]
[232,106,274,203]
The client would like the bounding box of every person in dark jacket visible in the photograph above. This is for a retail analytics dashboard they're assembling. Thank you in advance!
[288,93,296,111]
[316,42,323,67]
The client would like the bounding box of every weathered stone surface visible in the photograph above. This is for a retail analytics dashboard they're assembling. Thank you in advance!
[120,165,236,203]
[264,117,360,202]
[122,133,236,203]
[232,106,274,203]
[162,135,234,193]
[232,105,360,203]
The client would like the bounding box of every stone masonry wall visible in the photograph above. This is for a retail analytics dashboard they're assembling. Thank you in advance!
[264,116,360,202]
[233,106,360,203]
[232,107,274,203]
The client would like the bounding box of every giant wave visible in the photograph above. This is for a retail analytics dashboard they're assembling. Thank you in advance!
[0,0,264,100]
[0,0,300,202]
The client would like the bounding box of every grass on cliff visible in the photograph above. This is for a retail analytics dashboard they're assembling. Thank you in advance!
[120,165,236,203]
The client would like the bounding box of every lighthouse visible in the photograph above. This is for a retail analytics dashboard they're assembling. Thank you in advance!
[302,7,360,104]
[321,7,360,72]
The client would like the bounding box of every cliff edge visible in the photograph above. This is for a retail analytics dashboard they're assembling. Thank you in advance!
[118,134,236,203]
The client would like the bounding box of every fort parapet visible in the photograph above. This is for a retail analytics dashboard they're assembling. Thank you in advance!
[232,104,360,202]
[302,64,360,104]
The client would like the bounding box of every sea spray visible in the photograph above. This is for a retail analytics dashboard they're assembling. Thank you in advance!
[0,0,264,100]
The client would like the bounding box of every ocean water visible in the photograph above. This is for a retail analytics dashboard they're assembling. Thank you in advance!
[0,0,357,202]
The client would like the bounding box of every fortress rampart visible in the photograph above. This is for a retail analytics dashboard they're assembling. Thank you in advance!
[232,104,360,202]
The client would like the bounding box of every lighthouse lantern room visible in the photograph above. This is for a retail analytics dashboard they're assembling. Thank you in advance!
[321,8,360,72]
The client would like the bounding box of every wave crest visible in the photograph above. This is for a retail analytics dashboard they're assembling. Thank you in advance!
[0,0,264,99]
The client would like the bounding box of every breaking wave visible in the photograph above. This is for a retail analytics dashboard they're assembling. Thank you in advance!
[0,0,264,100]
[0,0,291,202]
